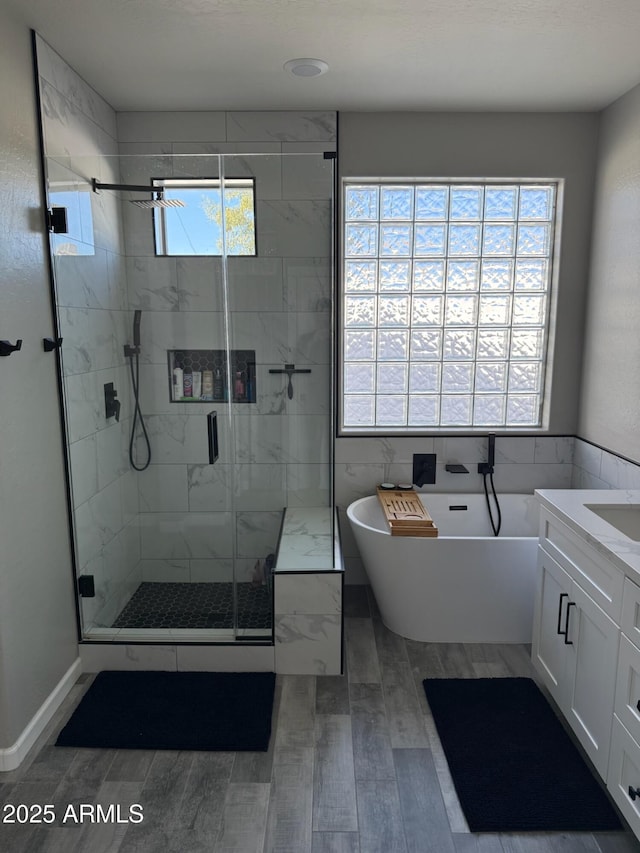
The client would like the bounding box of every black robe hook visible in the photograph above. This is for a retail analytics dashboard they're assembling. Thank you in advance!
[0,339,22,357]
[43,337,63,352]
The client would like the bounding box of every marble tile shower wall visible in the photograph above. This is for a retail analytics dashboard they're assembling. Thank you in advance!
[117,110,336,584]
[35,36,141,629]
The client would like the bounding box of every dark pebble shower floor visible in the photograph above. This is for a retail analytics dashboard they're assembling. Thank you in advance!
[112,582,272,630]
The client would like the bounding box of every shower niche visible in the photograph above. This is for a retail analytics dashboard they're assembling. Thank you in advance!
[168,349,256,403]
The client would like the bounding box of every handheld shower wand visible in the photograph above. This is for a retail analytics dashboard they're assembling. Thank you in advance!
[477,432,495,475]
[124,310,142,357]
[487,432,495,471]
[133,309,141,349]
[125,310,151,471]
[478,433,501,536]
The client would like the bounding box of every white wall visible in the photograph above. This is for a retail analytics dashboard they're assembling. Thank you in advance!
[0,13,78,753]
[579,82,640,465]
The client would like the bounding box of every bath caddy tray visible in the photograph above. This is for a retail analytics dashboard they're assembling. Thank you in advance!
[376,487,439,537]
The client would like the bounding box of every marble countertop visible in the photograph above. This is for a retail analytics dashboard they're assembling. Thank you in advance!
[535,489,640,578]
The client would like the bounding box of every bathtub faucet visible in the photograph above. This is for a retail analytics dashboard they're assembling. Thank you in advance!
[477,433,496,475]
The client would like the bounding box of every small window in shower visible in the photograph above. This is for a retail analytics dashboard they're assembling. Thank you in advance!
[152,177,257,256]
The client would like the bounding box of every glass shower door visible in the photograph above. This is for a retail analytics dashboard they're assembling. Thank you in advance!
[46,152,247,642]
[220,151,335,593]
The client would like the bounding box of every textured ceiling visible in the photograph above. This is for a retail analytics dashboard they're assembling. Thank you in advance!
[7,0,640,112]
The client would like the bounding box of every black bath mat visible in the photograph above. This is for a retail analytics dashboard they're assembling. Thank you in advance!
[423,677,621,832]
[56,671,276,751]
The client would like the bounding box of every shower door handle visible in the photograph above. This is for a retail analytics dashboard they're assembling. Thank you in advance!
[207,411,219,464]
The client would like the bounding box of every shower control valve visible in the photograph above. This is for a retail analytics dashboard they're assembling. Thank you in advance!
[413,453,437,487]
[104,382,121,422]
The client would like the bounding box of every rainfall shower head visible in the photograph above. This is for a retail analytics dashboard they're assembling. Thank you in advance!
[129,196,185,209]
[91,178,185,208]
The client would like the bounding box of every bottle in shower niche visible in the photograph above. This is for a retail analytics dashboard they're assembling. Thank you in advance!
[234,371,245,401]
[183,372,193,398]
[172,367,184,401]
[213,368,224,400]
[202,370,214,400]
[192,370,202,400]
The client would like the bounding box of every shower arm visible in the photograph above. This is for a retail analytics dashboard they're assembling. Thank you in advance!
[91,179,185,209]
[92,179,164,195]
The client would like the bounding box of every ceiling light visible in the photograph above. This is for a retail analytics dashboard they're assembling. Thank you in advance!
[284,58,329,78]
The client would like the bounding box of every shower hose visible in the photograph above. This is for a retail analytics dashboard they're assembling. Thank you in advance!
[482,471,502,537]
[128,352,151,471]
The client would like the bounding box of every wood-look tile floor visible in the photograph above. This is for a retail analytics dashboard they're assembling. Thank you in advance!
[2,585,639,853]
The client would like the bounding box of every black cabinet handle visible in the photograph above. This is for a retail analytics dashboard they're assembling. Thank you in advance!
[629,786,640,801]
[636,699,640,713]
[563,601,576,645]
[557,592,569,635]
[0,339,22,357]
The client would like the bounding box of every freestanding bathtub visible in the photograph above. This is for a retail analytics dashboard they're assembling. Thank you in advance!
[347,492,539,643]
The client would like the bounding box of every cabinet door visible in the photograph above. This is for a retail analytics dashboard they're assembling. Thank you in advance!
[607,716,640,837]
[531,547,572,706]
[565,581,620,778]
[615,634,640,744]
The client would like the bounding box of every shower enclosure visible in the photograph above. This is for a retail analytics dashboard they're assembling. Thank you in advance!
[44,151,335,643]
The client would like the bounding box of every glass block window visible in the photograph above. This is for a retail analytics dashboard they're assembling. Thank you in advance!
[153,178,256,256]
[342,181,559,430]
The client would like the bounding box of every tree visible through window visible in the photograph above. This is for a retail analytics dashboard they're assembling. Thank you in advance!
[341,181,559,430]
[153,178,256,256]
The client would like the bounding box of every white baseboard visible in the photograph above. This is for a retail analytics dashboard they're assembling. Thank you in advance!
[0,657,82,772]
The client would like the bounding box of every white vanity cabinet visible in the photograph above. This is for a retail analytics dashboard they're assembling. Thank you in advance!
[532,533,620,778]
[533,488,640,841]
